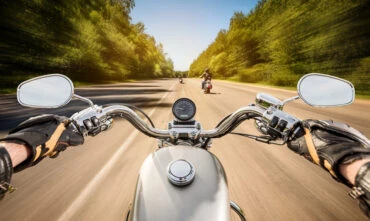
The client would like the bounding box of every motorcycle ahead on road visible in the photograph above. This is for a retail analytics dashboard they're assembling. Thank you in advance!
[16,73,356,221]
[203,76,212,94]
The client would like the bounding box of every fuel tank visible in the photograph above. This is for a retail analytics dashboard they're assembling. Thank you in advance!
[128,146,230,221]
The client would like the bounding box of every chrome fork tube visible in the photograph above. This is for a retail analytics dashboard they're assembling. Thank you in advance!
[230,201,247,221]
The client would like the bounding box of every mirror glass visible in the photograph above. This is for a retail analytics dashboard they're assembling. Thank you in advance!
[298,73,354,107]
[17,74,74,108]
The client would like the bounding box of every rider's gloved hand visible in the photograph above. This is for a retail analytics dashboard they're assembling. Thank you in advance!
[0,114,84,172]
[287,119,370,186]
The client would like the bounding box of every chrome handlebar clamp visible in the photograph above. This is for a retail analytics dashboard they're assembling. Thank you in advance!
[168,120,202,140]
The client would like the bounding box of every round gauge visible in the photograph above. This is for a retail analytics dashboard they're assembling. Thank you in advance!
[172,98,196,121]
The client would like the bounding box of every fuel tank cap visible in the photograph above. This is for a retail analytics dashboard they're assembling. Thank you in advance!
[167,159,195,186]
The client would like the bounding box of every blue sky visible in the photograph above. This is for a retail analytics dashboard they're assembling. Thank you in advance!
[130,0,259,71]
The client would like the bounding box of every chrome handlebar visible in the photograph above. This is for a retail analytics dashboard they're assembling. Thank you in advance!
[199,105,267,138]
[71,104,300,141]
[102,105,170,138]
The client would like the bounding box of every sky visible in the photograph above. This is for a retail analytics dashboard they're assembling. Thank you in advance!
[130,0,259,71]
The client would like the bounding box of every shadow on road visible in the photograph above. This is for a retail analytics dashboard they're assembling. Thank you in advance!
[74,88,169,97]
[204,92,221,95]
[84,84,160,89]
[0,84,172,132]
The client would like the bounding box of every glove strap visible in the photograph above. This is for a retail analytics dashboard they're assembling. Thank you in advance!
[304,128,338,179]
[0,146,15,199]
[304,128,320,164]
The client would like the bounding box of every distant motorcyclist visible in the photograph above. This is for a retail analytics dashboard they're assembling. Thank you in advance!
[200,68,212,89]
[1,115,370,219]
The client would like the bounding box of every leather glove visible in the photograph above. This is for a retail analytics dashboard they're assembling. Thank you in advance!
[0,147,13,199]
[288,119,370,186]
[0,114,84,172]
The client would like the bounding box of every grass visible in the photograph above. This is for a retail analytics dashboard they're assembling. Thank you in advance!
[224,77,369,100]
[226,76,297,91]
[0,79,139,95]
[355,94,370,100]
[73,79,137,87]
[0,88,16,94]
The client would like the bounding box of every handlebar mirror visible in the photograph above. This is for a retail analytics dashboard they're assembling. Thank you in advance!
[17,74,74,108]
[297,73,355,107]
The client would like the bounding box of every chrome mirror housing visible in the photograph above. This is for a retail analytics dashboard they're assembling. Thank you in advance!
[17,74,74,108]
[297,73,355,107]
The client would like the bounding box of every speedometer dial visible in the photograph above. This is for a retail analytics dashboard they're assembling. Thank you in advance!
[172,98,196,121]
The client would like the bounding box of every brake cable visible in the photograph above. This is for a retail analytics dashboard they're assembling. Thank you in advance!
[229,132,285,145]
[201,113,257,148]
[103,103,155,128]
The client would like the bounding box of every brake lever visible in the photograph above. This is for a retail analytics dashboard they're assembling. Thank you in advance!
[230,132,286,145]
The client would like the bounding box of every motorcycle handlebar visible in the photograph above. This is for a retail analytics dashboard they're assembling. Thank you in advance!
[199,105,266,138]
[102,105,170,138]
[72,103,298,141]
[101,104,267,139]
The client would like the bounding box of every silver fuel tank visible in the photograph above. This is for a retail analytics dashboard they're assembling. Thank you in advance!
[128,146,230,221]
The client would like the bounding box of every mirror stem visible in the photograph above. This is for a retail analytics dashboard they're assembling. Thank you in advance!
[73,94,94,107]
[282,96,300,106]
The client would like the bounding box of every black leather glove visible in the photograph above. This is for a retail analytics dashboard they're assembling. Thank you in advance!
[0,114,84,172]
[350,162,370,218]
[0,147,13,199]
[288,119,370,186]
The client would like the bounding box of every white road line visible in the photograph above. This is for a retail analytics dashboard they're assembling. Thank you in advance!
[58,80,176,221]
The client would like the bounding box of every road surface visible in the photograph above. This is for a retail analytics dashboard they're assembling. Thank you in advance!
[0,78,369,220]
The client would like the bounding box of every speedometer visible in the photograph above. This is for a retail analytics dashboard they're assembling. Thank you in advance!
[172,98,196,121]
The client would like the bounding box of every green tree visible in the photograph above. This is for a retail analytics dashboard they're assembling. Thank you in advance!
[189,0,370,95]
[0,0,173,91]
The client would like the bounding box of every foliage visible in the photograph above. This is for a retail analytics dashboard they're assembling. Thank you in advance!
[0,0,174,89]
[189,0,370,95]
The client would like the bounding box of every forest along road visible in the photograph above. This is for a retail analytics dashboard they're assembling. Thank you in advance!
[0,78,369,221]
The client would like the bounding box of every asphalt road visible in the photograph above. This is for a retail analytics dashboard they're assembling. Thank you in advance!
[0,78,369,221]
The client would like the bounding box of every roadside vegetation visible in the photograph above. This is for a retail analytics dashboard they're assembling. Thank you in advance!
[189,0,370,96]
[0,0,174,93]
[1,0,369,96]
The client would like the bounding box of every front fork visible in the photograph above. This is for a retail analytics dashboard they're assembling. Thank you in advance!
[231,201,247,221]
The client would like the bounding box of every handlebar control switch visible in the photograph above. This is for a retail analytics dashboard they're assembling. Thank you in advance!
[269,116,279,128]
[71,105,112,137]
[277,120,288,132]
[263,107,301,140]
[91,116,100,126]
[83,119,93,130]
